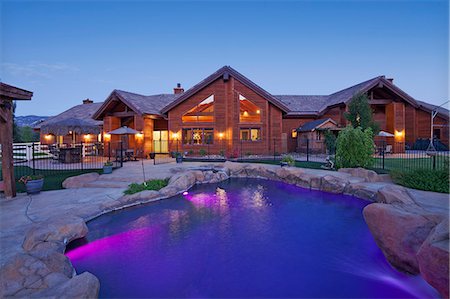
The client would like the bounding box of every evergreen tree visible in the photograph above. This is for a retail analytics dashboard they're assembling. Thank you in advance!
[344,92,380,134]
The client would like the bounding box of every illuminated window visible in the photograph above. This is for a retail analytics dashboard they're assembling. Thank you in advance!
[240,128,261,141]
[291,129,297,138]
[239,94,261,123]
[182,128,214,144]
[182,95,214,123]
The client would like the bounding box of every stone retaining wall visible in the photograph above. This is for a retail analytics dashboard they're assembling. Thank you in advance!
[1,162,448,298]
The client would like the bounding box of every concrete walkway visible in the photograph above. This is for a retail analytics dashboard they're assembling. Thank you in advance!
[0,161,448,268]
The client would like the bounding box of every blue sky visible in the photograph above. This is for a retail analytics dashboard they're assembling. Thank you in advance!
[1,0,448,116]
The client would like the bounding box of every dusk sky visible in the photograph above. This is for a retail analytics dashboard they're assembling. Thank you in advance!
[1,0,448,116]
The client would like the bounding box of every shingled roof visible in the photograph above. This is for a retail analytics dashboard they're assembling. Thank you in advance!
[297,118,337,132]
[35,102,103,129]
[416,100,449,119]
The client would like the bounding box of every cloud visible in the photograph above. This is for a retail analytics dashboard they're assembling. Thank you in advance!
[1,62,79,79]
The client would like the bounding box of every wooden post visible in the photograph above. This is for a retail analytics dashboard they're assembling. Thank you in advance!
[0,83,33,198]
[0,100,16,198]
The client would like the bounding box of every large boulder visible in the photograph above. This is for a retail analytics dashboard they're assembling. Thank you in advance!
[344,183,379,201]
[23,216,88,252]
[62,173,99,189]
[169,172,197,191]
[31,271,100,299]
[320,175,349,194]
[376,185,415,205]
[363,203,436,274]
[223,161,247,177]
[417,219,450,299]
[338,167,384,182]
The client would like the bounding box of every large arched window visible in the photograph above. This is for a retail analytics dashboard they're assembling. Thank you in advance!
[182,95,214,123]
[239,94,261,123]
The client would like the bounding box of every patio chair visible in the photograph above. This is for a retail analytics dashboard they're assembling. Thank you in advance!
[385,145,393,154]
[48,144,60,161]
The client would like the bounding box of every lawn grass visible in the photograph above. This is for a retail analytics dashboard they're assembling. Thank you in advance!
[238,159,326,170]
[373,156,448,171]
[4,166,103,192]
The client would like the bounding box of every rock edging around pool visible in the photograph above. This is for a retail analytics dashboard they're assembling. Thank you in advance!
[2,162,448,298]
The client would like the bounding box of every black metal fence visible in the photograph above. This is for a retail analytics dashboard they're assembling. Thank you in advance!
[5,142,122,180]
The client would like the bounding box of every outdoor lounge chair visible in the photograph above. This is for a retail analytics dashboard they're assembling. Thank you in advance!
[385,145,393,154]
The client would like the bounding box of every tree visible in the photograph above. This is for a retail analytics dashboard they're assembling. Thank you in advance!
[345,92,380,134]
[323,129,337,154]
[335,126,374,169]
[19,126,40,142]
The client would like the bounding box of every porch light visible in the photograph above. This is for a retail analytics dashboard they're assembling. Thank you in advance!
[135,132,144,139]
[84,134,91,140]
[256,109,260,114]
[44,134,52,140]
[218,132,224,139]
[172,132,179,140]
[394,130,404,138]
[103,133,111,140]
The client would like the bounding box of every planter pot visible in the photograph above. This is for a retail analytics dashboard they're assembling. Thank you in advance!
[103,165,113,174]
[26,178,44,195]
[176,156,183,163]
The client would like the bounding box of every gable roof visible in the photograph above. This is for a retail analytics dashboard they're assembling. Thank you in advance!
[297,118,337,132]
[160,66,291,114]
[93,90,180,119]
[35,102,103,129]
[416,100,449,120]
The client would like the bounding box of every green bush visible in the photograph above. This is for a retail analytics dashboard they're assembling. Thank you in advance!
[281,155,295,166]
[391,168,449,194]
[124,178,169,195]
[323,130,336,154]
[199,149,207,156]
[335,126,374,169]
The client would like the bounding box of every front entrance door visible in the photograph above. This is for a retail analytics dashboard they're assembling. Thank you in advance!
[153,130,168,153]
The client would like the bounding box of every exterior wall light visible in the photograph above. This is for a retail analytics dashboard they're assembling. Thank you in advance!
[218,132,224,139]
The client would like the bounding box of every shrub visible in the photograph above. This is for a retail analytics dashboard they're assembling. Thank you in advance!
[219,150,225,157]
[323,130,336,154]
[281,155,295,166]
[124,178,169,195]
[199,149,207,156]
[335,126,374,169]
[391,168,449,194]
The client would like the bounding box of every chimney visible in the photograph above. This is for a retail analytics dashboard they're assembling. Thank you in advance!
[83,98,93,104]
[386,78,394,84]
[173,83,184,94]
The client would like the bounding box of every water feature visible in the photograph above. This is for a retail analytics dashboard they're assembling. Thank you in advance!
[67,178,439,298]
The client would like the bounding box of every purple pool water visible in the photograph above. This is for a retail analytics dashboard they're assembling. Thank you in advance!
[66,178,438,298]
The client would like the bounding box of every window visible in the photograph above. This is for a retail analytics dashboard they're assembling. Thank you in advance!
[182,95,214,123]
[239,94,261,123]
[240,128,261,141]
[315,131,321,141]
[291,129,297,138]
[182,128,214,144]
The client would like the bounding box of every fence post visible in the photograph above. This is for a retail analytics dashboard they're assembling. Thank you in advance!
[81,141,84,171]
[31,142,36,175]
[273,138,276,160]
[306,139,310,162]
[432,155,436,170]
[120,141,123,167]
[382,140,385,170]
[108,142,111,161]
[240,139,242,160]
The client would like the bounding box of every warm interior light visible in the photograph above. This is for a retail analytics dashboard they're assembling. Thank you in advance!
[172,132,179,139]
[44,134,52,140]
[135,132,144,139]
[243,111,249,117]
[394,130,404,138]
[256,109,260,114]
[84,134,91,140]
[104,133,111,140]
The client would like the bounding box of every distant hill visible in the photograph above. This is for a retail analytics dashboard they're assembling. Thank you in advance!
[14,115,49,127]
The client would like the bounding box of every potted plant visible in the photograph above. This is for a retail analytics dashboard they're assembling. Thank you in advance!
[103,160,113,174]
[175,152,183,163]
[19,175,44,195]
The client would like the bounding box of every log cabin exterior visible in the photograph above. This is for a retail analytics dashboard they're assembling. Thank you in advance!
[37,66,449,156]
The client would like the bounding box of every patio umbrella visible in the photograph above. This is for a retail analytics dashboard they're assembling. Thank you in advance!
[107,126,140,135]
[40,117,101,135]
[377,130,395,137]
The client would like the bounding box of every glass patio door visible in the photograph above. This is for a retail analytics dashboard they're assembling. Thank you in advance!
[153,130,168,153]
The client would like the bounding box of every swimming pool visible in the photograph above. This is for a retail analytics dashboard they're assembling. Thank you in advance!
[66,178,438,298]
